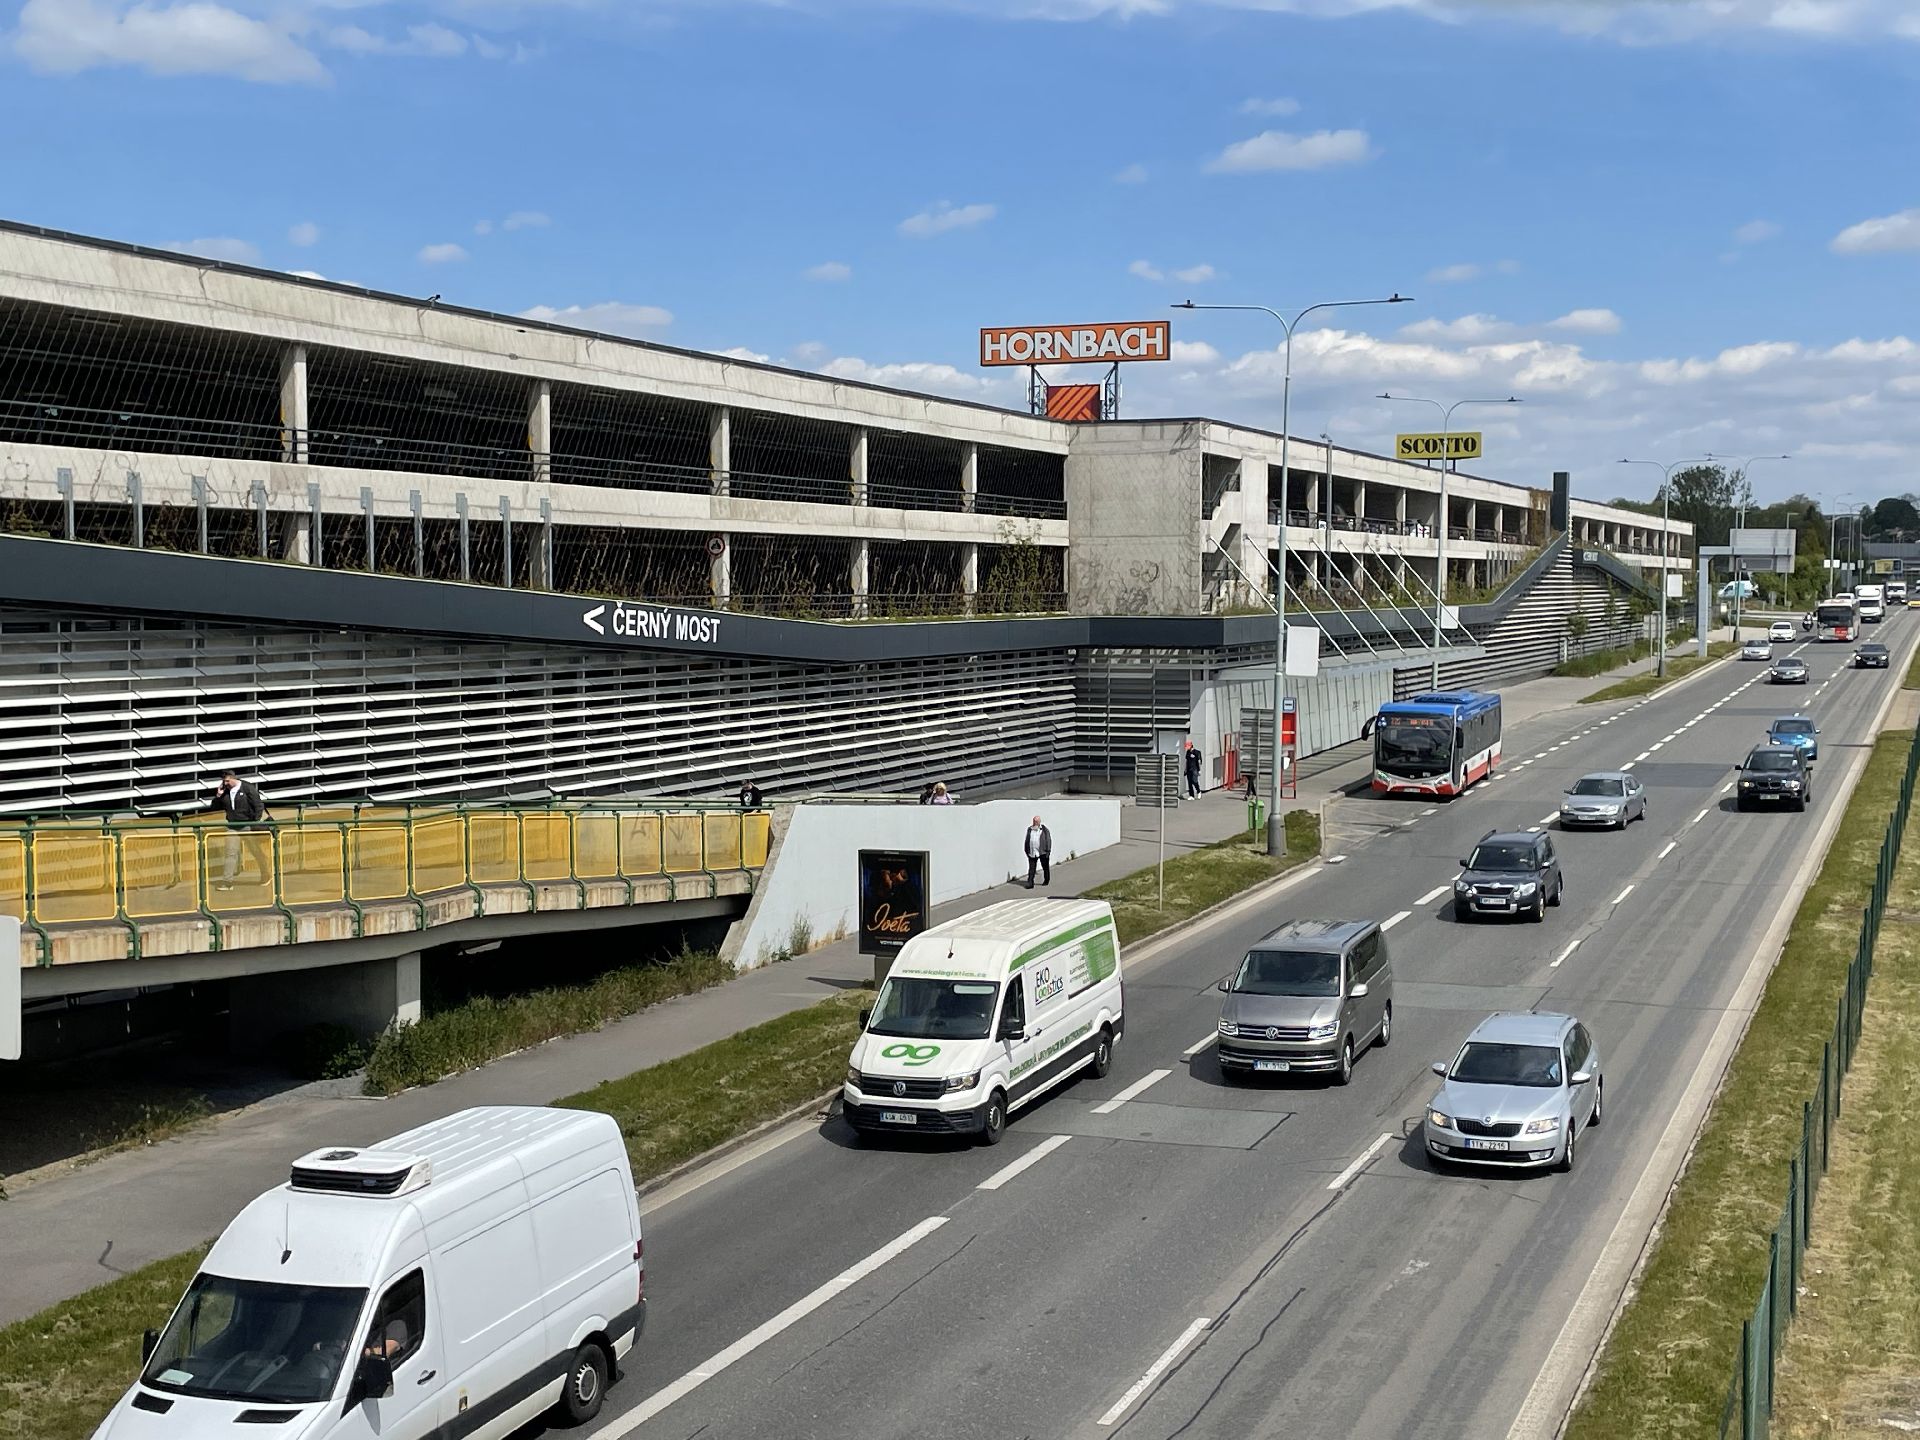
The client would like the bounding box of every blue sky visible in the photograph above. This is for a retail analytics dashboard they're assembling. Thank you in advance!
[5,0,1920,504]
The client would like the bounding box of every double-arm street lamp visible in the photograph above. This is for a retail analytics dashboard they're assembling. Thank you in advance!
[1617,457,1712,677]
[1173,293,1413,857]
[1705,453,1790,635]
[1378,393,1522,686]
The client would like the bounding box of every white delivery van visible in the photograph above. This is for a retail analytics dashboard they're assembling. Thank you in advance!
[96,1107,643,1440]
[842,897,1124,1144]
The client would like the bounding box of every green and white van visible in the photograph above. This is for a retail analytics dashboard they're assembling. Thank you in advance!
[842,898,1124,1145]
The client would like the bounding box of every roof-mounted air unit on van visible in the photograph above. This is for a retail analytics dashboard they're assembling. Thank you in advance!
[288,1147,433,1197]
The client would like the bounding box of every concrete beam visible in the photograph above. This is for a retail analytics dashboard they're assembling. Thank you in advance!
[230,950,421,1052]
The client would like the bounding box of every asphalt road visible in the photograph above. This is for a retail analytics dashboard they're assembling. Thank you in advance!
[558,621,1916,1440]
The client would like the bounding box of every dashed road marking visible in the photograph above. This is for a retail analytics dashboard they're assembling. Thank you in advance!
[1550,939,1580,969]
[1383,909,1412,930]
[1658,840,1677,859]
[1327,1132,1397,1192]
[1694,808,1710,824]
[1613,884,1635,905]
[1094,1068,1172,1115]
[1098,1316,1213,1427]
[1183,1030,1218,1058]
[1418,884,1450,905]
[978,1133,1073,1191]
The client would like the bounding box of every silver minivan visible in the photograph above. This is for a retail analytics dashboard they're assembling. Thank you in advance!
[1215,918,1394,1085]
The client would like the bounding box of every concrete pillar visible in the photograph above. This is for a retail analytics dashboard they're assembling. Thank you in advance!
[1395,487,1408,530]
[709,406,730,497]
[1467,499,1480,539]
[961,442,978,515]
[280,512,311,563]
[851,429,869,506]
[710,536,731,611]
[230,952,422,1055]
[1356,479,1368,529]
[531,499,553,591]
[850,537,870,619]
[279,345,308,464]
[961,541,979,615]
[526,379,552,484]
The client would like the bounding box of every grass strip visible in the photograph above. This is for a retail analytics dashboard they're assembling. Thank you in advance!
[1085,809,1320,947]
[1767,827,1920,1438]
[1580,640,1738,704]
[361,946,734,1096]
[1565,730,1916,1440]
[1552,640,1657,679]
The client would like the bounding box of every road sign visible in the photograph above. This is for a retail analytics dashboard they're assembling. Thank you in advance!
[1396,432,1483,462]
[1134,753,1181,809]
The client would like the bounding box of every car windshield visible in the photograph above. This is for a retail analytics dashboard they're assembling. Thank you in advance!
[1568,778,1624,797]
[1747,751,1800,772]
[1774,659,1804,668]
[1467,843,1535,871]
[1450,1041,1564,1088]
[1772,720,1814,735]
[1863,647,1888,656]
[1233,948,1341,997]
[141,1272,368,1405]
[866,977,998,1039]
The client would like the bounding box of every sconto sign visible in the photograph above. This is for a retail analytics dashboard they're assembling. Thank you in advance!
[980,322,1171,367]
[581,603,722,644]
[1395,432,1484,462]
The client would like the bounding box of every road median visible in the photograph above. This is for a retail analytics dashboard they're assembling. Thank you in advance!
[1580,640,1738,704]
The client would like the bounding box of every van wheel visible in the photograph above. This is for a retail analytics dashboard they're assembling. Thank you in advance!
[979,1090,1008,1146]
[1091,1028,1114,1079]
[1335,1038,1355,1087]
[557,1342,608,1425]
[1375,1004,1392,1049]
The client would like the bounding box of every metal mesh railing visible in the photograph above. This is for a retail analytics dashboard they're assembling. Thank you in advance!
[2,803,773,962]
[1716,723,1920,1439]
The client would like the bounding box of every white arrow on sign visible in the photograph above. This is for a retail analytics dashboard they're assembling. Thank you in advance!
[582,604,607,635]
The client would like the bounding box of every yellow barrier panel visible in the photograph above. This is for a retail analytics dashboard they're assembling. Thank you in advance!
[121,830,201,920]
[206,828,276,914]
[617,815,663,878]
[280,826,347,906]
[348,822,410,901]
[31,832,119,924]
[523,814,571,883]
[410,815,465,894]
[662,814,704,875]
[467,813,522,886]
[744,812,771,868]
[703,813,743,870]
[0,836,25,922]
[573,814,620,880]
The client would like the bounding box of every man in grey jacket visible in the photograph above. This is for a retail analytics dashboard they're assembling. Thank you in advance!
[1023,815,1052,889]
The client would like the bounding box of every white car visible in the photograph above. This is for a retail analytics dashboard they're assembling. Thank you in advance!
[1741,640,1773,661]
[1768,620,1796,643]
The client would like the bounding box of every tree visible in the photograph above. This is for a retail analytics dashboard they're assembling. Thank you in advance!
[1872,495,1920,537]
[1657,465,1752,550]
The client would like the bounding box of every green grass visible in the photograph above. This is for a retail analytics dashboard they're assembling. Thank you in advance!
[1905,643,1920,690]
[1551,639,1657,679]
[1566,731,1917,1440]
[1579,640,1739,704]
[556,990,872,1183]
[1085,815,1320,947]
[361,947,735,1096]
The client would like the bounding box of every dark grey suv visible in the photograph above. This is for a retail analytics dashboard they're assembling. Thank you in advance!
[1736,744,1813,811]
[1454,830,1563,922]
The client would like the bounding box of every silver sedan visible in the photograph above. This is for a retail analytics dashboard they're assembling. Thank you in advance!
[1559,771,1646,828]
[1425,1011,1604,1172]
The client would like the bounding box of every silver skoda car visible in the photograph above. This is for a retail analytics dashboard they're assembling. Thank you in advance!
[1423,1012,1603,1172]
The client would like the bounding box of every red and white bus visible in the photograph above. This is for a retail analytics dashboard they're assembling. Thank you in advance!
[1816,598,1859,642]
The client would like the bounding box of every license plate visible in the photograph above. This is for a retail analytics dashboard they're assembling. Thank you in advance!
[878,1110,918,1125]
[1465,1138,1509,1151]
[1482,899,1510,909]
[1254,1059,1291,1072]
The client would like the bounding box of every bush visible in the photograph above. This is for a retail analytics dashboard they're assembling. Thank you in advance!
[1551,640,1655,679]
[286,1023,369,1081]
[1283,808,1321,859]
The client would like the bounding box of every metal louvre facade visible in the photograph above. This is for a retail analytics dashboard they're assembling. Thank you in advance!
[0,610,1080,812]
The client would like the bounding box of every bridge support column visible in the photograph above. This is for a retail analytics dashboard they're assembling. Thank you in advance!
[710,537,731,610]
[850,538,870,619]
[230,951,421,1054]
[851,429,869,506]
[526,379,552,484]
[279,344,308,464]
[961,542,979,615]
[709,406,730,496]
[961,442,978,514]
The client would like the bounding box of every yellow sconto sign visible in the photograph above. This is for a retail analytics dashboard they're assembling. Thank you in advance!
[1396,432,1483,462]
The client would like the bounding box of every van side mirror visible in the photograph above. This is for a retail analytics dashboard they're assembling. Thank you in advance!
[1217,976,1233,994]
[141,1328,160,1363]
[1431,1061,1448,1077]
[1457,857,1470,867]
[1349,982,1369,999]
[999,1019,1026,1043]
[349,1352,394,1407]
[858,1008,871,1029]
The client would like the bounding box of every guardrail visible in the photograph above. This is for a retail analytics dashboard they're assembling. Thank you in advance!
[1716,722,1920,1439]
[0,805,773,964]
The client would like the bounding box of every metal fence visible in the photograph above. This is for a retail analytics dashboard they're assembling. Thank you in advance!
[1717,722,1920,1439]
[0,803,772,964]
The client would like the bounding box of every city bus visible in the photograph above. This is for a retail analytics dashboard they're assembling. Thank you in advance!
[1370,690,1503,797]
[1816,597,1859,642]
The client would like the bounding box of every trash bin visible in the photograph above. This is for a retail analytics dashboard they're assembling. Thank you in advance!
[1246,797,1268,836]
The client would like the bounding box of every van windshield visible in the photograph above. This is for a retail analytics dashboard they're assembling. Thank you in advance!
[1233,949,1341,997]
[141,1272,369,1405]
[867,977,999,1040]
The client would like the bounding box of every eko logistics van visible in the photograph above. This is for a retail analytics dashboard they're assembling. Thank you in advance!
[843,898,1124,1143]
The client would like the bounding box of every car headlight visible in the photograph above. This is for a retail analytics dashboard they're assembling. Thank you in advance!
[1218,1020,1239,1038]
[1784,779,1802,790]
[1515,881,1538,895]
[1523,1117,1561,1135]
[1740,780,1755,789]
[1454,879,1471,892]
[1427,1107,1453,1129]
[1307,1022,1339,1040]
[846,1065,862,1086]
[943,1070,982,1093]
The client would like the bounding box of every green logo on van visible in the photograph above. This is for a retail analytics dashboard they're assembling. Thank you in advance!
[881,1043,942,1067]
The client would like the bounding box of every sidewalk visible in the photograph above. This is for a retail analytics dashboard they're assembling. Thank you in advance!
[0,660,1619,1324]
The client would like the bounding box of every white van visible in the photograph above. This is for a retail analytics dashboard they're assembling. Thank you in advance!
[842,897,1124,1144]
[96,1107,643,1440]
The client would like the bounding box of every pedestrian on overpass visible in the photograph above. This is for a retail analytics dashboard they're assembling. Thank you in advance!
[208,769,268,890]
[737,777,763,808]
[1023,815,1053,889]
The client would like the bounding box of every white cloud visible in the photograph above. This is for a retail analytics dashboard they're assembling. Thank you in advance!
[474,220,493,236]
[1131,259,1216,284]
[1428,262,1481,284]
[1128,259,1164,281]
[503,210,550,231]
[1239,96,1300,116]
[519,301,674,337]
[898,201,996,238]
[166,235,261,264]
[804,261,852,282]
[1497,258,1522,274]
[1113,163,1148,184]
[1173,262,1215,284]
[16,0,327,83]
[287,268,326,281]
[1832,208,1920,255]
[1733,218,1781,246]
[1204,128,1375,174]
[1170,340,1221,366]
[417,242,469,264]
[288,220,319,247]
[1400,313,1513,342]
[328,23,467,58]
[820,355,998,397]
[716,346,772,364]
[1551,307,1624,335]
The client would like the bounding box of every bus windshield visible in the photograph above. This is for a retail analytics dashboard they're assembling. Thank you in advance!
[1817,603,1855,625]
[1376,719,1451,775]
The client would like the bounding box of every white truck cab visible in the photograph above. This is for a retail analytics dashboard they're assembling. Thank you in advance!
[843,898,1124,1145]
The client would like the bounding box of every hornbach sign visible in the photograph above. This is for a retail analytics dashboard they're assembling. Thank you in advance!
[980,322,1171,367]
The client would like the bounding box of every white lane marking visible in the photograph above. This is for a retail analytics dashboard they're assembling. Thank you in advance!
[1550,939,1580,969]
[1327,1132,1397,1192]
[1183,1030,1219,1057]
[1635,751,1651,761]
[1649,742,1665,752]
[1093,1068,1172,1114]
[1418,884,1450,905]
[1549,744,1563,752]
[1383,909,1412,931]
[1694,808,1710,824]
[1526,826,1542,833]
[1723,783,1735,794]
[1521,759,1535,767]
[1620,762,1635,771]
[1658,840,1677,859]
[1539,813,1560,825]
[1533,753,1549,761]
[608,1215,951,1434]
[1613,884,1635,905]
[978,1133,1073,1191]
[1098,1316,1213,1427]
[1421,807,1438,817]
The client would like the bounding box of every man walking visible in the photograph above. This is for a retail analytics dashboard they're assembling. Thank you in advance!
[737,777,764,809]
[1184,741,1202,798]
[1023,814,1052,889]
[209,768,268,890]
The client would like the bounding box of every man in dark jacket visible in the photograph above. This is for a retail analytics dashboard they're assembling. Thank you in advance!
[1023,815,1053,889]
[209,769,268,889]
[1184,742,1202,798]
[738,778,764,808]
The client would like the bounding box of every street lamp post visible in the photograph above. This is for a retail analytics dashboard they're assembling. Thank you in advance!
[1705,455,1789,638]
[1618,458,1711,677]
[1379,394,1522,686]
[1174,293,1412,857]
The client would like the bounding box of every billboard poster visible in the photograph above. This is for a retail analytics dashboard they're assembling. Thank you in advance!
[858,850,931,956]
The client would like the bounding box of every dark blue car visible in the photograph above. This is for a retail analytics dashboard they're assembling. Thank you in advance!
[1767,715,1818,761]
